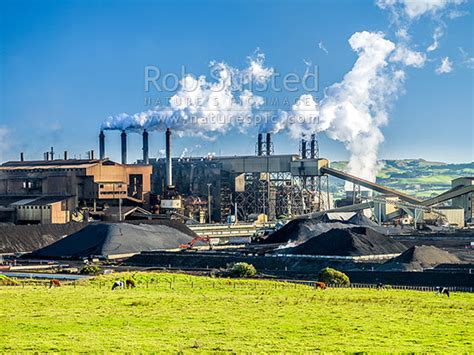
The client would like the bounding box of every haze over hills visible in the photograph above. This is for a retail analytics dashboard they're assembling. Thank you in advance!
[329,159,474,200]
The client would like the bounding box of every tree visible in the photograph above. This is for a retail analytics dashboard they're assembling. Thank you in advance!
[318,267,350,286]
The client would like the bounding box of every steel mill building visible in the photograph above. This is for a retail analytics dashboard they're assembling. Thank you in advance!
[0,156,152,224]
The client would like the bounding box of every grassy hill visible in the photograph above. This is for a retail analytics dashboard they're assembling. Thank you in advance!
[329,159,474,200]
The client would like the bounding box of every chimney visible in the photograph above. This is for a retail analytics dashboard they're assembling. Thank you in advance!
[142,129,149,164]
[90,150,95,160]
[310,133,319,159]
[257,133,263,156]
[121,130,127,164]
[44,152,49,161]
[266,133,272,156]
[99,130,105,160]
[20,152,24,162]
[166,128,172,187]
[50,147,55,160]
[64,151,68,160]
[301,139,307,159]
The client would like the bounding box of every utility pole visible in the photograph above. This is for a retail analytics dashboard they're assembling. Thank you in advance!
[207,183,212,224]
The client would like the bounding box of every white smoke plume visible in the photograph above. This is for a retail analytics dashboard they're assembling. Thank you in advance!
[0,126,11,162]
[102,52,273,139]
[318,31,403,184]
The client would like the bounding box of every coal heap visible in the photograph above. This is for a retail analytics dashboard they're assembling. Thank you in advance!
[263,212,384,245]
[381,245,461,271]
[276,227,406,256]
[30,221,197,258]
[0,223,87,253]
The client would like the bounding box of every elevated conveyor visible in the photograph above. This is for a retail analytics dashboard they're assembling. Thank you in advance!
[320,167,421,204]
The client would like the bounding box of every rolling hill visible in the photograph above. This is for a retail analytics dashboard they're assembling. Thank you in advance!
[329,159,474,200]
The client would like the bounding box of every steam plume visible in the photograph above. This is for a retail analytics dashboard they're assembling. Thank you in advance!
[102,52,273,139]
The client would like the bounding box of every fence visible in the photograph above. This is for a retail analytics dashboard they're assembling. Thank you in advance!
[2,277,473,293]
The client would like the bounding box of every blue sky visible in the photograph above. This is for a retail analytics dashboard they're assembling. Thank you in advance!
[1,0,473,164]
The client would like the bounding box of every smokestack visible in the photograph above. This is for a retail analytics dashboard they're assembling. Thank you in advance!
[99,130,105,160]
[166,128,172,187]
[90,150,94,160]
[20,152,24,162]
[310,134,315,159]
[121,130,127,164]
[142,129,149,164]
[50,147,54,160]
[44,152,49,161]
[301,139,307,159]
[257,133,263,156]
[64,151,68,160]
[266,133,272,156]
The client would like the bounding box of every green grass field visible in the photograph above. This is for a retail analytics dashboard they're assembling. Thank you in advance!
[1,272,473,352]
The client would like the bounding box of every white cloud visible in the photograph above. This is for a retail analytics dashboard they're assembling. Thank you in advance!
[376,0,466,19]
[318,41,329,54]
[459,47,474,69]
[427,26,444,52]
[390,45,427,67]
[436,57,453,74]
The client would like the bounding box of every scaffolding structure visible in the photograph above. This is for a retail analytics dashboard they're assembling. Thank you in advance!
[232,134,330,220]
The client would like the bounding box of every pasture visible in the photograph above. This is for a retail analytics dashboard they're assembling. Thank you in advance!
[1,272,473,352]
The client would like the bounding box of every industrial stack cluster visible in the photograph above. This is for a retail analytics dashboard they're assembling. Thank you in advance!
[0,127,472,228]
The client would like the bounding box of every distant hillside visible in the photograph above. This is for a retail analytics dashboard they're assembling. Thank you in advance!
[328,159,474,200]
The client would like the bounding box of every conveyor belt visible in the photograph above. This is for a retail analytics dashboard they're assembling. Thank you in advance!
[421,185,474,206]
[320,167,421,204]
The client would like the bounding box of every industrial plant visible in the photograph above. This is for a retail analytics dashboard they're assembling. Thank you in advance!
[1,127,472,228]
[0,126,473,287]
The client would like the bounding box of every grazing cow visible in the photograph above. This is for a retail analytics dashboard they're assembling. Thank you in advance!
[49,279,61,288]
[435,286,450,298]
[315,282,326,290]
[126,279,136,288]
[112,280,124,290]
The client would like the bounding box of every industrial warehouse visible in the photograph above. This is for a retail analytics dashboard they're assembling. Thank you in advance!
[0,127,473,287]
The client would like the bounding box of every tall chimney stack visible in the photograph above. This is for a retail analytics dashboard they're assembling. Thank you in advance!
[64,151,68,160]
[301,139,307,159]
[266,133,272,156]
[20,152,24,162]
[99,130,105,160]
[90,150,95,160]
[257,133,263,156]
[310,133,316,159]
[50,147,55,160]
[121,130,127,164]
[142,129,149,164]
[165,128,172,187]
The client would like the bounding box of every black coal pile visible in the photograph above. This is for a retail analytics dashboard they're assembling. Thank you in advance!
[0,223,87,253]
[29,221,197,259]
[380,245,461,271]
[275,227,406,256]
[263,212,386,245]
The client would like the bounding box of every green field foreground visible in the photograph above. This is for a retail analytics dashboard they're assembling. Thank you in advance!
[1,273,473,353]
